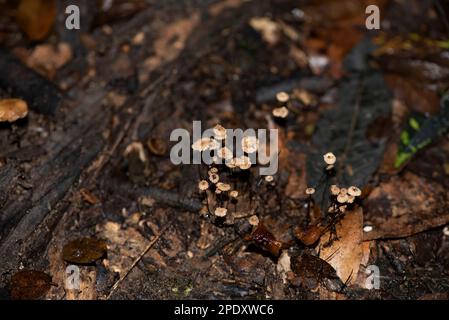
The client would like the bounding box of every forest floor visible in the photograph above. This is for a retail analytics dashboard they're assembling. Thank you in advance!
[1,0,449,300]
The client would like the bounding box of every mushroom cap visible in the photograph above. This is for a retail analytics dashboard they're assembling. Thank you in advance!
[230,190,239,198]
[198,180,209,191]
[276,91,290,103]
[192,137,216,151]
[209,167,218,174]
[337,193,349,203]
[330,185,340,196]
[214,207,227,217]
[248,215,260,226]
[272,106,289,118]
[218,147,233,160]
[305,187,315,195]
[216,182,231,192]
[264,175,274,182]
[323,152,336,165]
[0,99,29,123]
[235,155,252,170]
[225,158,237,169]
[241,136,259,153]
[348,186,362,197]
[209,173,220,184]
[213,124,227,140]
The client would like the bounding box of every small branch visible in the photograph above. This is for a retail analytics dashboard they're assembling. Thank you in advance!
[106,221,173,300]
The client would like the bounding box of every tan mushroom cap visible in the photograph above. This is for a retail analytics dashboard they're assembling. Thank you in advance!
[192,137,215,152]
[276,91,290,103]
[348,186,362,197]
[209,173,220,184]
[216,182,231,192]
[218,147,233,160]
[214,207,227,217]
[235,155,252,170]
[330,185,340,196]
[248,215,260,226]
[241,136,259,153]
[337,193,349,204]
[0,99,29,123]
[198,180,209,191]
[323,152,336,165]
[272,106,289,118]
[305,187,315,195]
[264,175,274,182]
[230,190,239,198]
[213,124,227,140]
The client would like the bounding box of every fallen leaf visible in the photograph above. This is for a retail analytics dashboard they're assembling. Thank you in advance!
[62,237,107,264]
[10,270,52,300]
[363,172,449,240]
[16,0,56,41]
[319,207,364,285]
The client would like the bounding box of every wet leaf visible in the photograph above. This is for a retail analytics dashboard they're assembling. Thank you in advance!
[247,223,282,257]
[16,0,56,41]
[10,270,52,300]
[291,253,341,290]
[62,237,107,264]
[363,172,449,240]
[319,207,364,285]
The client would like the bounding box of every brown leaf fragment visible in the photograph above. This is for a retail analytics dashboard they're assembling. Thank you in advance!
[10,270,52,300]
[62,237,107,264]
[247,223,282,257]
[363,172,449,240]
[319,207,364,285]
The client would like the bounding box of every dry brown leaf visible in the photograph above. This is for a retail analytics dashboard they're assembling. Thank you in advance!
[16,0,56,41]
[363,172,449,240]
[319,207,364,285]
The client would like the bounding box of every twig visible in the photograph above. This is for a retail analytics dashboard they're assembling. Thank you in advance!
[106,221,173,299]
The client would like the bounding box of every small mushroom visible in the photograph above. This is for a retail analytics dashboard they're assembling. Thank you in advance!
[209,173,220,184]
[230,190,239,198]
[323,152,336,165]
[348,186,361,197]
[0,99,29,123]
[218,147,233,160]
[209,167,218,174]
[276,91,290,103]
[235,155,252,170]
[248,215,260,226]
[305,187,315,195]
[192,138,214,152]
[330,185,340,196]
[198,180,209,191]
[264,175,274,182]
[213,124,227,140]
[241,136,259,153]
[337,193,349,204]
[216,182,231,192]
[272,106,289,118]
[214,207,227,217]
